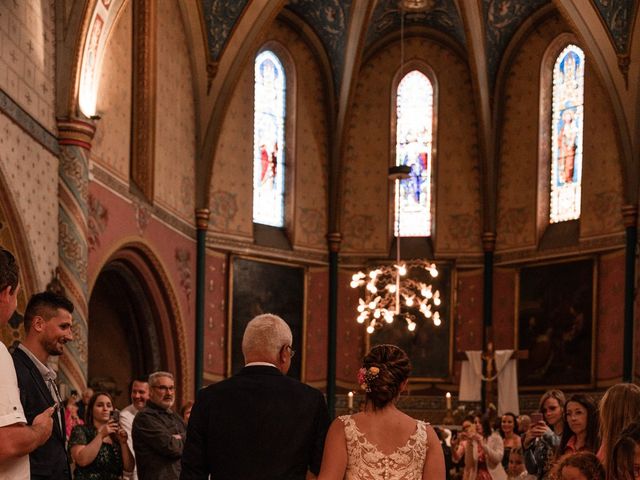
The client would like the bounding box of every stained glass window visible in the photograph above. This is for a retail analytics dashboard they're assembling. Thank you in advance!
[253,50,286,227]
[550,45,585,223]
[395,70,433,237]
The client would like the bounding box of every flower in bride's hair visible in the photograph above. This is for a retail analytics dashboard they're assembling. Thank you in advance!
[357,368,367,385]
[368,366,380,375]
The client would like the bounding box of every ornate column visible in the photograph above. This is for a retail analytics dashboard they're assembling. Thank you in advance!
[622,205,637,382]
[326,232,342,418]
[56,118,96,392]
[195,208,210,393]
[481,231,496,411]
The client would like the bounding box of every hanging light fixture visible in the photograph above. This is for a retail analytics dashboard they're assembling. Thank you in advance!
[351,1,442,335]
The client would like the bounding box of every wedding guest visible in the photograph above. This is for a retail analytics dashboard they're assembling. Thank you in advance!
[459,414,507,480]
[524,389,565,479]
[64,396,84,441]
[558,394,599,455]
[552,452,604,480]
[506,448,535,480]
[77,388,94,422]
[119,378,149,480]
[318,345,445,480]
[609,421,640,480]
[500,412,522,469]
[180,401,194,424]
[599,383,640,470]
[518,415,531,437]
[69,392,134,480]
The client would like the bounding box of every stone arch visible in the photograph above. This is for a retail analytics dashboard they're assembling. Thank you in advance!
[88,241,190,407]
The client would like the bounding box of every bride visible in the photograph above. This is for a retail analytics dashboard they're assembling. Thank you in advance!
[318,344,445,480]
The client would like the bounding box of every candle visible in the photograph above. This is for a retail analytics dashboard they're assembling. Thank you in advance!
[348,391,354,410]
[446,391,452,410]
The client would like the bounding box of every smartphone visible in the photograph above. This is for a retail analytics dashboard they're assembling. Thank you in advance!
[531,412,544,424]
[110,409,120,423]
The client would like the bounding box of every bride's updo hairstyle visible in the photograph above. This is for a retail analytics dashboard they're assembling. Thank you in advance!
[361,344,411,410]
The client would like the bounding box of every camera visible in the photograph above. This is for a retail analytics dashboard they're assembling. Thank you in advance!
[109,409,120,423]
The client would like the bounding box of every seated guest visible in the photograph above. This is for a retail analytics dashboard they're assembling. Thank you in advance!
[599,383,640,470]
[609,421,640,480]
[500,412,522,469]
[506,448,535,480]
[558,394,599,455]
[552,452,605,480]
[69,392,134,480]
[64,395,84,441]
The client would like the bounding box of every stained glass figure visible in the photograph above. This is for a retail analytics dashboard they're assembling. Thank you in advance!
[253,50,286,227]
[550,45,585,223]
[395,70,433,237]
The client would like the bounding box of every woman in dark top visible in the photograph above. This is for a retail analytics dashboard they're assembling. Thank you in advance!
[499,412,521,469]
[69,392,134,480]
[558,394,599,456]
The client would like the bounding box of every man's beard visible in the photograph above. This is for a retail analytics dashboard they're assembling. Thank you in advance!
[43,337,64,356]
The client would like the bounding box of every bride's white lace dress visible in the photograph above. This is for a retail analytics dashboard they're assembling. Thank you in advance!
[339,415,429,480]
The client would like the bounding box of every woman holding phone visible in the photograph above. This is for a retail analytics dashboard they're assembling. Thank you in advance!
[523,389,565,479]
[69,391,134,480]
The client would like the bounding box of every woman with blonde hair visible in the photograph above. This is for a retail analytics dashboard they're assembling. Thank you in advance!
[598,383,640,469]
[318,344,445,480]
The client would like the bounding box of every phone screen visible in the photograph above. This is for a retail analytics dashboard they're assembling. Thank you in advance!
[530,412,543,423]
[110,410,120,423]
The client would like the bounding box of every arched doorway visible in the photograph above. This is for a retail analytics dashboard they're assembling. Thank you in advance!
[88,244,188,408]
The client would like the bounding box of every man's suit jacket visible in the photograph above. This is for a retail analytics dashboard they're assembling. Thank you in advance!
[12,347,71,480]
[180,365,330,480]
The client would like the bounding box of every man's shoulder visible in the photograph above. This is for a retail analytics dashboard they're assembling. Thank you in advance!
[121,404,137,418]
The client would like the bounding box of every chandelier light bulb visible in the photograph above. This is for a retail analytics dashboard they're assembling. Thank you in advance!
[384,311,394,323]
[398,264,407,276]
[407,322,416,332]
[373,309,381,319]
[430,266,438,277]
[386,284,397,293]
[357,304,365,313]
[366,324,375,334]
[405,295,414,307]
[357,316,365,324]
[350,281,359,288]
[367,283,377,294]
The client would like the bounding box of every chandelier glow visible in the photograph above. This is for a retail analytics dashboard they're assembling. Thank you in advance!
[350,260,442,334]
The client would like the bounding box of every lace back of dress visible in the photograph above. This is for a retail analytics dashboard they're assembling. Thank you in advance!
[339,415,429,480]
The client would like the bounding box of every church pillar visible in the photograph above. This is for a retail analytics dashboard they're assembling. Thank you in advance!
[56,118,96,392]
[622,205,637,382]
[481,231,496,411]
[327,232,342,418]
[195,208,210,393]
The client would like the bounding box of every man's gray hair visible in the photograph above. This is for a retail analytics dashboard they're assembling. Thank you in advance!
[242,313,292,360]
[148,371,174,386]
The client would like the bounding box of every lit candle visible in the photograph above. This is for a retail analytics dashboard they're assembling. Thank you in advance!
[446,391,452,410]
[348,391,354,410]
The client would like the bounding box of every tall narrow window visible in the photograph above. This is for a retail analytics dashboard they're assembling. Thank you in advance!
[253,50,286,227]
[395,70,434,237]
[550,45,585,223]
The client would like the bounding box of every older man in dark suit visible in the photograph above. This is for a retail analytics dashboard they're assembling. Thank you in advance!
[180,313,330,480]
[12,291,74,480]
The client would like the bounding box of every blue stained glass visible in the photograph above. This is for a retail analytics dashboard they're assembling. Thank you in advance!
[550,45,585,223]
[253,51,286,227]
[395,70,433,237]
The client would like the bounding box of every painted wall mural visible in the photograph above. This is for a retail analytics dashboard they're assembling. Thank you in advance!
[367,0,465,49]
[201,0,249,60]
[593,0,637,53]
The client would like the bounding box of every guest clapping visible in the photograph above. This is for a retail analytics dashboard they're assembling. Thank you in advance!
[69,392,134,480]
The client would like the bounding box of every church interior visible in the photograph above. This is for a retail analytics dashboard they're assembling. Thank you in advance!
[1,0,639,419]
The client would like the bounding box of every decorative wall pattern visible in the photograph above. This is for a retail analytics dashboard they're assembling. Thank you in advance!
[201,0,249,60]
[305,269,328,383]
[597,252,624,381]
[366,0,465,49]
[593,0,637,53]
[454,270,483,381]
[286,0,352,88]
[203,253,226,378]
[483,0,549,87]
[337,270,365,384]
[0,114,58,289]
[155,0,196,224]
[0,0,56,131]
[91,1,132,181]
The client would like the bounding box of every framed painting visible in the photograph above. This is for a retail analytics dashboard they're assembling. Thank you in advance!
[228,256,305,379]
[516,258,596,388]
[368,262,454,381]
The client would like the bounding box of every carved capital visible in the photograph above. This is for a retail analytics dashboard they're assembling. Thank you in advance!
[327,232,342,253]
[622,204,638,228]
[195,208,211,231]
[482,232,496,252]
[57,118,96,150]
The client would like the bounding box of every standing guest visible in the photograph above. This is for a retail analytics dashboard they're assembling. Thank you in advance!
[133,371,185,480]
[0,248,54,479]
[500,412,522,469]
[119,378,149,480]
[552,452,605,480]
[609,421,640,480]
[524,389,565,480]
[452,416,475,466]
[64,396,84,441]
[318,345,445,480]
[180,401,193,424]
[558,394,599,455]
[459,414,507,480]
[518,415,532,437]
[506,448,535,480]
[77,388,94,423]
[181,314,330,479]
[69,392,134,479]
[599,383,640,470]
[12,291,75,480]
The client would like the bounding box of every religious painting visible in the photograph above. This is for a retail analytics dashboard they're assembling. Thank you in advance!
[550,45,585,223]
[368,262,453,381]
[395,70,434,237]
[516,258,595,387]
[229,257,305,379]
[253,50,286,227]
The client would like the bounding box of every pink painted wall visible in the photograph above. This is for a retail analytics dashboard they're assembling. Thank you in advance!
[597,252,625,383]
[336,270,365,387]
[305,268,329,384]
[204,252,227,378]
